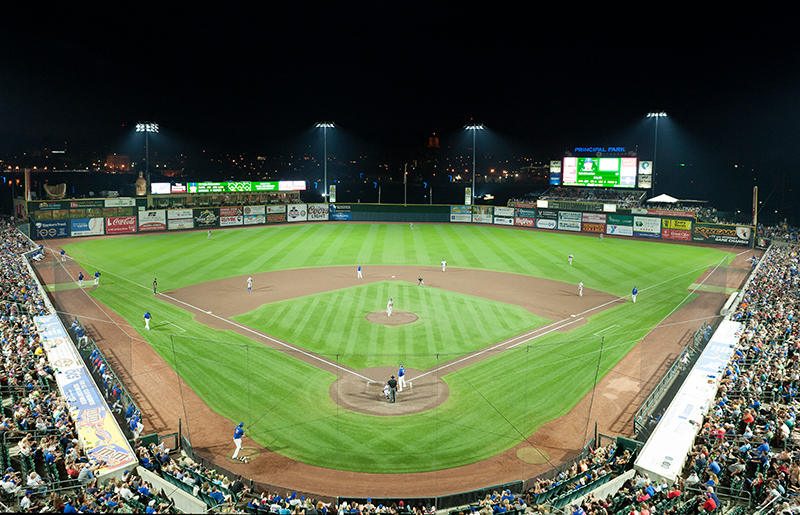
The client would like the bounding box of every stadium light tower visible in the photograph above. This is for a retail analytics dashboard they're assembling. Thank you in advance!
[465,123,485,205]
[135,122,159,192]
[646,112,666,197]
[315,122,335,201]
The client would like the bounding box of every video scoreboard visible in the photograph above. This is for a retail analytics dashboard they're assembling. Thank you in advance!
[562,157,638,188]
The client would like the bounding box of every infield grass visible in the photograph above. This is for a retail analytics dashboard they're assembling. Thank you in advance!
[61,223,738,472]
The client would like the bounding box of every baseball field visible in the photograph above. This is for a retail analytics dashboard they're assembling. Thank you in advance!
[55,222,739,480]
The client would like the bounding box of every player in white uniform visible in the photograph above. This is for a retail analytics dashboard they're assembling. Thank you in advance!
[578,281,583,297]
[387,298,393,317]
[441,260,446,272]
[569,254,573,266]
[247,276,253,292]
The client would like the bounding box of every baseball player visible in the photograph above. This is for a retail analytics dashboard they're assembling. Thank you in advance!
[387,376,398,403]
[207,230,211,240]
[578,281,583,297]
[143,310,151,330]
[569,254,573,266]
[441,260,447,272]
[632,286,638,304]
[599,233,604,242]
[387,298,393,317]
[247,275,253,292]
[60,249,66,262]
[93,270,101,286]
[398,364,407,392]
[418,277,425,287]
[410,222,413,231]
[153,278,157,295]
[357,266,362,279]
[78,272,84,288]
[232,422,245,460]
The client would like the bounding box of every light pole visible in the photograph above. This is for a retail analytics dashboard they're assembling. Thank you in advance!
[465,123,485,205]
[646,112,666,197]
[135,122,159,193]
[315,122,335,201]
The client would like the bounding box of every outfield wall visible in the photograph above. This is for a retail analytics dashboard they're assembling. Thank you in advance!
[28,200,755,247]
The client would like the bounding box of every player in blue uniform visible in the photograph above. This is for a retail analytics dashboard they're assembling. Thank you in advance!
[78,272,84,288]
[632,286,638,304]
[143,310,151,330]
[60,249,66,262]
[398,364,406,392]
[93,270,101,286]
[233,422,245,461]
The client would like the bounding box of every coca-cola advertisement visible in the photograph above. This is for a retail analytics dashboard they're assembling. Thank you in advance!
[106,216,137,234]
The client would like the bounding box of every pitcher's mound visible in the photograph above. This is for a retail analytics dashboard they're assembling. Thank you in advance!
[366,311,418,326]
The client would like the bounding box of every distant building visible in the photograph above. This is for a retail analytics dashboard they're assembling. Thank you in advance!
[106,154,131,173]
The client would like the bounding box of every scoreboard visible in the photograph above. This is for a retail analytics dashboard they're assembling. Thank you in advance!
[562,157,638,188]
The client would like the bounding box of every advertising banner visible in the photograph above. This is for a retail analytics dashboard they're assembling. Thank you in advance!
[632,208,694,218]
[536,218,557,230]
[559,211,582,222]
[465,187,472,205]
[450,205,471,223]
[582,213,607,224]
[168,209,194,220]
[168,218,195,230]
[473,206,493,224]
[193,208,219,228]
[511,202,537,210]
[329,204,351,221]
[538,209,558,220]
[692,224,753,246]
[607,225,633,236]
[35,220,69,239]
[662,218,692,231]
[104,198,136,207]
[243,206,266,216]
[494,207,514,217]
[220,207,243,227]
[514,217,535,227]
[329,185,336,203]
[105,216,137,235]
[558,220,582,232]
[662,228,691,241]
[582,222,605,233]
[70,218,105,237]
[266,205,286,214]
[607,214,633,226]
[287,204,308,222]
[638,161,652,189]
[244,214,265,225]
[633,216,661,238]
[307,204,329,221]
[493,217,514,226]
[516,208,536,219]
[138,211,167,232]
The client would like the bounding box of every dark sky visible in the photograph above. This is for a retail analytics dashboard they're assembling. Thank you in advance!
[2,4,799,212]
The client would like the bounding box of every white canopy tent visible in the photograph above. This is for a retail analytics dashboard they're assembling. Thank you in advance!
[647,193,680,203]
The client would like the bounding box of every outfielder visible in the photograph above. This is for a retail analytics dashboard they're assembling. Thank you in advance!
[632,286,638,303]
[232,422,245,460]
[569,254,573,266]
[153,278,157,295]
[387,298,393,317]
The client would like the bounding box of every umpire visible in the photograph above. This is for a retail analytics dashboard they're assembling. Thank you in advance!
[388,375,398,403]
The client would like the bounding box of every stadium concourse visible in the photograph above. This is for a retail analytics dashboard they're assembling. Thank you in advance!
[10,218,800,514]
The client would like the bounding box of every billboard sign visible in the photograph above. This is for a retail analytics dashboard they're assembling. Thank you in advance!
[105,216,137,234]
[138,210,167,232]
[168,218,195,230]
[70,218,105,237]
[329,204,351,221]
[220,207,243,226]
[633,216,661,238]
[35,220,69,239]
[193,209,219,228]
[514,216,535,227]
[307,204,329,221]
[287,204,308,222]
[536,218,557,229]
[450,205,471,223]
[473,206,493,224]
[692,224,753,245]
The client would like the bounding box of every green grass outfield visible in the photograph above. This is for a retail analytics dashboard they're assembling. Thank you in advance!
[62,223,736,473]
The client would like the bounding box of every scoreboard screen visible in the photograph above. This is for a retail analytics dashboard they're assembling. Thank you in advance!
[562,157,638,188]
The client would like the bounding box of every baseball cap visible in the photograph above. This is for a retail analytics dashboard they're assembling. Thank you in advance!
[238,422,244,427]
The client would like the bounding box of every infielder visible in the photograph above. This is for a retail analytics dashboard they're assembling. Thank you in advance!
[387,298,393,317]
[398,364,407,392]
[418,277,425,287]
[441,260,447,272]
[232,422,245,460]
[247,275,253,292]
[93,271,101,286]
[578,280,583,297]
[357,266,362,279]
[78,272,84,288]
[143,310,151,330]
[153,278,157,295]
[569,254,573,266]
[632,286,638,303]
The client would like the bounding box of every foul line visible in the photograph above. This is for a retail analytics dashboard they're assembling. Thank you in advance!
[159,293,374,383]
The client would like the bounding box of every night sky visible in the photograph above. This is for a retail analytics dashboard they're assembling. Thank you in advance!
[2,4,799,216]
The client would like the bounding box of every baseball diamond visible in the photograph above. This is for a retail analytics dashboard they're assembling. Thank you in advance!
[39,222,752,497]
